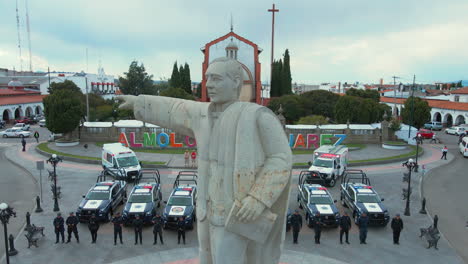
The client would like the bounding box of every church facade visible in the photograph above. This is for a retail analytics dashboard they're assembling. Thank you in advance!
[200,31,262,104]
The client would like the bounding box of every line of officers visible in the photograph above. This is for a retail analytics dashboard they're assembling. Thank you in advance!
[53,212,188,245]
[289,210,404,245]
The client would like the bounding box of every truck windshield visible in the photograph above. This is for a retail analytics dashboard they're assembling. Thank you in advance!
[312,158,333,168]
[357,194,381,203]
[117,156,139,167]
[128,194,152,203]
[310,195,333,204]
[168,196,192,206]
[86,191,109,200]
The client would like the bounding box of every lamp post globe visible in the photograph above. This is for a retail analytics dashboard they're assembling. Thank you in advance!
[0,203,7,210]
[404,158,414,216]
[52,154,57,159]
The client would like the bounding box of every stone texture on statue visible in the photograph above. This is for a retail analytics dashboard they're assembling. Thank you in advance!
[120,57,292,264]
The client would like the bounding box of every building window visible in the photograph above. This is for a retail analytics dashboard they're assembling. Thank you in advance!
[454,95,460,102]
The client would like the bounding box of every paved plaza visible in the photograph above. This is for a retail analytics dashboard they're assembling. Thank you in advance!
[0,126,465,264]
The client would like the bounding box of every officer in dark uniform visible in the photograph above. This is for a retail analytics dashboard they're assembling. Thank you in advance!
[88,214,100,243]
[111,212,124,245]
[290,210,302,244]
[65,212,79,243]
[313,212,323,244]
[339,211,351,244]
[53,212,65,244]
[133,214,144,245]
[391,214,404,245]
[152,213,164,245]
[357,212,369,244]
[177,217,186,244]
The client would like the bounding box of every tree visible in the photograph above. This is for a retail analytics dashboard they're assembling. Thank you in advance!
[334,95,388,124]
[48,80,82,94]
[296,115,328,125]
[195,83,202,98]
[389,118,401,132]
[281,49,292,95]
[457,80,463,88]
[299,90,340,120]
[270,60,281,97]
[401,96,431,129]
[267,94,303,123]
[334,95,361,123]
[170,62,180,89]
[119,61,154,95]
[43,89,84,139]
[159,87,195,100]
[182,63,192,94]
[346,88,380,102]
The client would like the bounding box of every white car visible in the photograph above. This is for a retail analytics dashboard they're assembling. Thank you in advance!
[13,123,30,131]
[445,126,466,135]
[0,128,31,138]
[39,119,46,127]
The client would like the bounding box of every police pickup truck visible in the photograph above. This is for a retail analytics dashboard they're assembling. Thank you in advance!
[340,170,389,226]
[122,169,162,225]
[76,180,127,222]
[297,171,340,228]
[163,171,197,229]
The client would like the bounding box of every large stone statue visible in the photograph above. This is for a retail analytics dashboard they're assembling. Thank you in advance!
[120,57,292,264]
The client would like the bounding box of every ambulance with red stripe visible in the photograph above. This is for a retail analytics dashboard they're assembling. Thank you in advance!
[308,145,348,187]
[102,143,142,181]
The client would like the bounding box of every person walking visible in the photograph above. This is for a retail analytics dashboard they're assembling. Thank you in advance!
[53,213,65,244]
[339,211,351,244]
[111,212,124,245]
[184,150,190,167]
[152,213,164,245]
[133,214,144,245]
[357,213,369,244]
[177,217,186,244]
[65,212,79,243]
[441,146,448,160]
[417,134,423,145]
[21,137,26,152]
[190,150,197,168]
[313,213,323,244]
[290,210,302,244]
[88,214,100,243]
[430,133,437,144]
[33,131,40,143]
[391,214,404,245]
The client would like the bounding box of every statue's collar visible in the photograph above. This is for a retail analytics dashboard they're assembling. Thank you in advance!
[208,100,238,114]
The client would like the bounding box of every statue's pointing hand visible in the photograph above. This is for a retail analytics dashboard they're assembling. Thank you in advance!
[236,196,266,223]
[117,95,138,110]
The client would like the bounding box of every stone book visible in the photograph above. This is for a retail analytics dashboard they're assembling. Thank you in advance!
[225,200,278,244]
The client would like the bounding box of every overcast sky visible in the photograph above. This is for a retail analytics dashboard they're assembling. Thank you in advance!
[1,0,468,84]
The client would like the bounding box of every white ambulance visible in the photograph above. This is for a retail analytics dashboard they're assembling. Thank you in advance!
[102,143,142,181]
[308,145,349,187]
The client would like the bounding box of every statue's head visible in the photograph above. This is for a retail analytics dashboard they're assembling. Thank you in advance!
[206,57,242,104]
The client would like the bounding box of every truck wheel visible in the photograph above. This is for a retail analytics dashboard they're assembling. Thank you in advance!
[328,175,336,187]
[2,135,6,138]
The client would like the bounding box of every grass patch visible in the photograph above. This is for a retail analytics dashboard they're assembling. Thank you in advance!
[383,141,407,146]
[38,142,166,165]
[292,149,315,155]
[344,143,366,150]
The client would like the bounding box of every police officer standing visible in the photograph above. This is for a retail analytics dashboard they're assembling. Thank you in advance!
[357,212,369,244]
[111,212,124,245]
[313,212,323,244]
[53,212,65,244]
[391,214,404,245]
[88,214,100,243]
[339,211,351,244]
[133,214,144,245]
[65,212,79,243]
[290,210,302,244]
[177,217,186,244]
[152,213,164,245]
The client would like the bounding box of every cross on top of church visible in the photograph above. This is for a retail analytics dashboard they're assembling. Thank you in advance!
[268,3,279,13]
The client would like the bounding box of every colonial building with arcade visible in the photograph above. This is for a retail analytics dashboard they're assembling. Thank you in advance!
[200,30,263,104]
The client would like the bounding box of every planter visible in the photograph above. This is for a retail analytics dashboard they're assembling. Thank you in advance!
[55,139,79,147]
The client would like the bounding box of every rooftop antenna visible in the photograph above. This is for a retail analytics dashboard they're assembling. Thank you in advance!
[230,13,233,32]
[25,0,32,72]
[15,0,23,72]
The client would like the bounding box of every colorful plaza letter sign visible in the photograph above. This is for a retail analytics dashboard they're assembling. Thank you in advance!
[119,132,197,148]
[289,133,346,149]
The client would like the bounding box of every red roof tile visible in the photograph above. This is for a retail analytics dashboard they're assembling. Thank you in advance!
[0,95,46,106]
[0,89,40,96]
[450,87,468,94]
[381,96,468,111]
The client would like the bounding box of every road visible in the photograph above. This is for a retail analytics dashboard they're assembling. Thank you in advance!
[423,132,468,263]
[0,146,37,260]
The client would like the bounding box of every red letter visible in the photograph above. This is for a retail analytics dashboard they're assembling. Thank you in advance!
[184,136,197,147]
[119,132,129,147]
[170,133,183,148]
[129,132,143,148]
[307,134,319,149]
[293,134,306,148]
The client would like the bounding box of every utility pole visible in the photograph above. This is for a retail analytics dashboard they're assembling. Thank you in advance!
[85,77,89,120]
[268,4,279,94]
[392,76,400,117]
[408,75,416,139]
[25,0,33,72]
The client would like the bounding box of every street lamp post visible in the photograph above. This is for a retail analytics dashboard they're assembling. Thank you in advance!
[0,203,16,264]
[47,154,62,212]
[403,158,416,216]
[414,136,420,172]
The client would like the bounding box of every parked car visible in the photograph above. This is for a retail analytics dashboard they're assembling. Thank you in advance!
[39,119,46,127]
[15,118,32,124]
[445,126,466,136]
[416,129,434,139]
[0,128,31,138]
[423,121,443,130]
[13,123,30,131]
[459,137,468,158]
